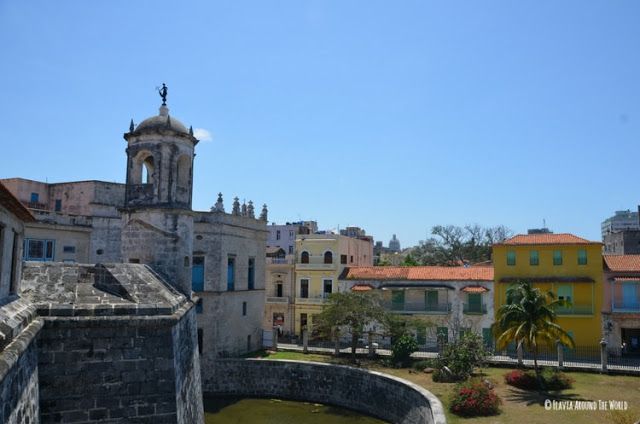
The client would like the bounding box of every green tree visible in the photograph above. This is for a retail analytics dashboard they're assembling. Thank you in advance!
[493,281,574,385]
[412,224,512,266]
[315,292,387,362]
[401,253,418,266]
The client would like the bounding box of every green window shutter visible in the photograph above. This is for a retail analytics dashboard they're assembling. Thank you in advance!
[529,250,539,266]
[506,251,516,266]
[482,328,493,348]
[578,249,587,265]
[436,327,448,344]
[468,293,482,313]
[426,290,438,308]
[553,250,563,266]
[391,291,405,310]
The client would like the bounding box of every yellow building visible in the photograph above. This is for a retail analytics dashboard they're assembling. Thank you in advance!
[493,233,603,347]
[293,233,373,336]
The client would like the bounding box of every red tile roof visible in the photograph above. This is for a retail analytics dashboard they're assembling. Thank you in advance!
[461,285,490,293]
[604,255,640,272]
[0,182,34,222]
[350,284,374,292]
[496,233,598,246]
[341,266,493,281]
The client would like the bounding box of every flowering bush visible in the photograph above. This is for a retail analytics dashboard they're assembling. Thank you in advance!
[449,379,501,417]
[504,369,538,390]
[504,369,574,390]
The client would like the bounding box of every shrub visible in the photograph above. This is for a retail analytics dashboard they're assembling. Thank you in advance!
[449,379,501,417]
[504,369,574,390]
[391,334,418,366]
[504,369,538,390]
[432,332,489,382]
[542,369,574,390]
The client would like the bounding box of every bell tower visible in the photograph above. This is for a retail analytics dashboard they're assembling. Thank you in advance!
[120,85,199,297]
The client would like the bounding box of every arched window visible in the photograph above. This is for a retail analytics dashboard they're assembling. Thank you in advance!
[142,156,154,184]
[301,251,309,264]
[176,155,191,203]
[324,251,333,264]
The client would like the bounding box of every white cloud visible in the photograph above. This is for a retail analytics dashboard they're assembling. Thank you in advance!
[193,128,213,142]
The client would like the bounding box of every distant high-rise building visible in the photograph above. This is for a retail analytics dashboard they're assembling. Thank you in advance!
[389,234,401,252]
[602,209,640,255]
[601,210,640,238]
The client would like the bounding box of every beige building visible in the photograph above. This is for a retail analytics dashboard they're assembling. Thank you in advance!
[339,266,495,348]
[293,233,373,336]
[263,247,295,335]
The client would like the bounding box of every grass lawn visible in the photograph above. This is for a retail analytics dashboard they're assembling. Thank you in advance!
[253,351,640,424]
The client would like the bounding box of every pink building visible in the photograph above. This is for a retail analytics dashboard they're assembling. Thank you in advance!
[603,255,640,354]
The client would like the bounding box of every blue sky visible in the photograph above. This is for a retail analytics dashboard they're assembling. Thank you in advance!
[1,1,639,247]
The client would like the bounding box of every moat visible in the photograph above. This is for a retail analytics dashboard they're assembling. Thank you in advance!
[204,397,388,423]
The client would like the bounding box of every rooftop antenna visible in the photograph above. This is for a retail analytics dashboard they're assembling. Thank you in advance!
[543,218,546,229]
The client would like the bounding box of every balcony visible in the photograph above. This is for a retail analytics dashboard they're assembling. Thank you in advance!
[295,262,336,270]
[295,296,328,305]
[267,257,294,265]
[612,300,640,313]
[463,303,488,314]
[266,296,289,304]
[554,303,593,315]
[384,301,451,314]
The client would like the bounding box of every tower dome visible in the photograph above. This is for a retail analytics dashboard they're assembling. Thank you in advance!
[134,104,189,134]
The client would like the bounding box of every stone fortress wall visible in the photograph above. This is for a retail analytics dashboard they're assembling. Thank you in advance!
[204,359,446,424]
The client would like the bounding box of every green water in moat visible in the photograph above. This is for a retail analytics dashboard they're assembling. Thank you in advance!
[204,397,388,424]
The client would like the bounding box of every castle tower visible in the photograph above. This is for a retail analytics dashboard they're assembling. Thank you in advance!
[120,87,199,297]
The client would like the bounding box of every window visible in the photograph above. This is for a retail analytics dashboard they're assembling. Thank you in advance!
[276,230,281,240]
[276,283,283,297]
[196,299,203,314]
[197,329,203,355]
[227,256,235,291]
[300,279,309,298]
[301,251,309,264]
[300,313,308,331]
[557,285,572,303]
[436,327,448,344]
[506,251,516,266]
[340,254,347,264]
[288,245,293,254]
[324,251,333,264]
[242,301,247,316]
[30,193,39,203]
[350,255,354,263]
[553,250,563,266]
[466,293,483,313]
[323,279,332,297]
[54,199,62,212]
[529,250,539,266]
[248,258,255,290]
[577,249,587,265]
[482,328,493,348]
[63,246,76,253]
[24,239,55,261]
[425,290,438,309]
[289,230,295,239]
[192,256,205,291]
[391,290,405,311]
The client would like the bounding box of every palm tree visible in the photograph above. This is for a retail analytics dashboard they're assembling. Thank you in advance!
[493,281,574,385]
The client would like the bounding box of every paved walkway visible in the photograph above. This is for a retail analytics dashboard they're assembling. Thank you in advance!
[275,343,640,375]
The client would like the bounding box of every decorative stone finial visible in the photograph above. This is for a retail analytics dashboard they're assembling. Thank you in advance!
[129,119,135,132]
[189,126,194,136]
[247,201,255,218]
[260,204,268,221]
[214,192,224,212]
[158,83,168,106]
[232,197,241,216]
[241,201,247,217]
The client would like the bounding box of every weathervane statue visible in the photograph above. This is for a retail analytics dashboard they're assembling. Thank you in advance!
[158,83,168,106]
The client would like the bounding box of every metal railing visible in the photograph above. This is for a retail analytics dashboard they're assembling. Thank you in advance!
[266,257,294,265]
[554,303,593,315]
[463,303,487,314]
[384,301,451,314]
[266,296,289,304]
[612,300,640,312]
[295,297,327,305]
